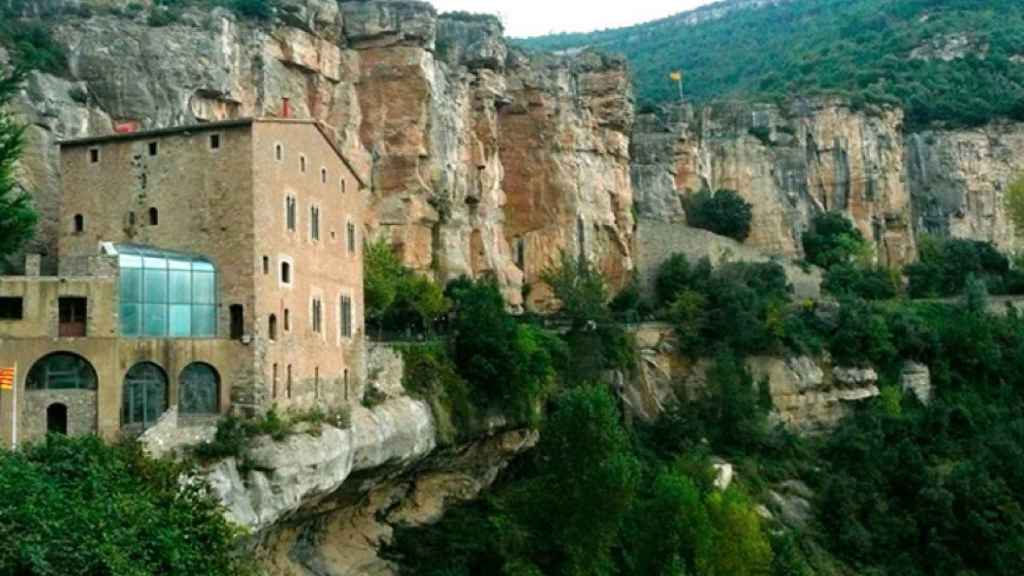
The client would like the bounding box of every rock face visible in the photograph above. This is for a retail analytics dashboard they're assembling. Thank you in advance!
[907,123,1024,253]
[627,323,881,432]
[632,99,917,266]
[8,1,634,308]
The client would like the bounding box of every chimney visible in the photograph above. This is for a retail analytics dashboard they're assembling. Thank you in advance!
[281,98,290,119]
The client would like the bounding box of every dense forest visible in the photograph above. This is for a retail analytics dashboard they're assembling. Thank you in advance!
[519,0,1024,130]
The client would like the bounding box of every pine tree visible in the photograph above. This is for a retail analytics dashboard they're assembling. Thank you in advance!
[0,65,35,260]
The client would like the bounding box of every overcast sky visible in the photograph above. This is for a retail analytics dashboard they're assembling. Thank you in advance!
[427,1,717,38]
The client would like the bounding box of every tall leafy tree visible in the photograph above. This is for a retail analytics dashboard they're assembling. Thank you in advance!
[0,65,35,259]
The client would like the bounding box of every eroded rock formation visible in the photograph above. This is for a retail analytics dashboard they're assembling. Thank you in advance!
[632,99,917,266]
[8,0,636,308]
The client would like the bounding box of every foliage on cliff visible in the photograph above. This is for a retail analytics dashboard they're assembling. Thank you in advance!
[0,435,255,576]
[519,0,1024,129]
[0,65,37,262]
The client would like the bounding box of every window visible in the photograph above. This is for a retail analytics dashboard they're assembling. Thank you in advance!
[286,196,297,232]
[347,222,357,254]
[230,304,244,340]
[280,261,292,285]
[300,155,307,173]
[0,297,23,320]
[344,368,349,400]
[89,148,99,163]
[275,143,283,161]
[272,363,279,398]
[122,362,168,430]
[310,206,320,241]
[180,363,219,415]
[286,364,293,399]
[340,295,352,338]
[262,256,270,275]
[148,141,158,157]
[312,297,323,334]
[209,133,221,150]
[58,297,87,338]
[47,404,68,435]
[118,245,217,338]
[284,308,291,331]
[269,314,277,341]
[128,212,136,227]
[148,207,158,226]
[340,178,346,194]
[74,214,84,233]
[27,352,97,390]
[321,167,327,184]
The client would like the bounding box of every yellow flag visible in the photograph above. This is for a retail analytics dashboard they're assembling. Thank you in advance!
[0,366,14,390]
[670,71,683,82]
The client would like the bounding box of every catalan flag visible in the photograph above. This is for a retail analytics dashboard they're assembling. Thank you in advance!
[0,366,15,390]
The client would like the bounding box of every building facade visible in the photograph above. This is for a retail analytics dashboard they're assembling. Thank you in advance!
[0,118,366,446]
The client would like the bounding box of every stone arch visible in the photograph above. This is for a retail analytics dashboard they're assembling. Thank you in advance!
[26,352,98,391]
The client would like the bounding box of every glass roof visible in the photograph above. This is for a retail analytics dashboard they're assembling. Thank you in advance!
[115,244,214,263]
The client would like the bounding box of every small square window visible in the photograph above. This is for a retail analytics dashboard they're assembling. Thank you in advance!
[148,141,158,156]
[209,133,221,150]
[0,297,24,320]
[89,148,100,163]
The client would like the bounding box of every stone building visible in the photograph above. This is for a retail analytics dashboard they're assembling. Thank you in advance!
[0,118,366,447]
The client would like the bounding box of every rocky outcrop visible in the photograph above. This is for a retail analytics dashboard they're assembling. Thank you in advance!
[632,99,917,266]
[627,323,881,432]
[907,123,1024,253]
[7,1,634,308]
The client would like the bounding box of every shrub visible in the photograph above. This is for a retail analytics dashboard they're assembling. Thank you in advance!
[0,23,67,74]
[401,344,474,445]
[686,189,754,242]
[823,263,900,300]
[231,0,275,20]
[364,240,449,333]
[656,253,713,306]
[0,435,254,575]
[802,212,867,269]
[906,236,1015,297]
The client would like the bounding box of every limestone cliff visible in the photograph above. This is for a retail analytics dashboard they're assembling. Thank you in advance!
[6,0,635,308]
[632,99,917,266]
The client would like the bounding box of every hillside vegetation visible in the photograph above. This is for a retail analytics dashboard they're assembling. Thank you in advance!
[520,0,1024,130]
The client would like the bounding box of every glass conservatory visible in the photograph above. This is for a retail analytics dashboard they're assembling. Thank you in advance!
[117,245,217,338]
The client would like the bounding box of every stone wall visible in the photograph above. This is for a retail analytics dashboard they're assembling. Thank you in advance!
[20,389,97,443]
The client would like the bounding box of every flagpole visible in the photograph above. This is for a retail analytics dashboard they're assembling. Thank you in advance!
[11,362,17,450]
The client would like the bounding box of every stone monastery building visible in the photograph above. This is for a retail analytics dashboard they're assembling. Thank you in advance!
[0,118,366,447]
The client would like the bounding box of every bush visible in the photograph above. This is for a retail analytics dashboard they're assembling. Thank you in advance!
[823,263,900,300]
[686,189,754,242]
[906,236,1016,297]
[656,253,713,306]
[401,344,474,445]
[0,23,67,74]
[364,240,449,334]
[0,435,255,575]
[802,212,867,269]
[230,0,274,20]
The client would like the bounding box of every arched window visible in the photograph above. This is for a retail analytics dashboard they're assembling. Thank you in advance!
[27,352,97,390]
[269,314,278,341]
[73,214,84,233]
[284,308,291,331]
[275,143,283,161]
[300,155,307,173]
[122,362,168,429]
[321,167,327,184]
[179,363,220,415]
[148,207,159,226]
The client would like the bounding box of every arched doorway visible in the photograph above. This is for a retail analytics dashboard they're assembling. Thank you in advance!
[179,363,220,416]
[47,404,68,435]
[122,362,168,430]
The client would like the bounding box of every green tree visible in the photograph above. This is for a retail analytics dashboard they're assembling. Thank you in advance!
[0,435,254,576]
[0,66,36,260]
[364,239,403,325]
[802,212,867,269]
[1004,175,1024,238]
[686,189,754,242]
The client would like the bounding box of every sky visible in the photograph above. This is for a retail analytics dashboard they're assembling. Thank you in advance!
[427,1,717,38]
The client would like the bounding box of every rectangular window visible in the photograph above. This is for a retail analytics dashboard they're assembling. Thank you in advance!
[312,297,322,333]
[58,297,87,337]
[209,133,221,150]
[341,295,352,338]
[148,141,158,157]
[286,197,296,232]
[0,297,23,320]
[347,222,356,254]
[311,206,320,241]
[89,148,100,163]
[262,256,270,275]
